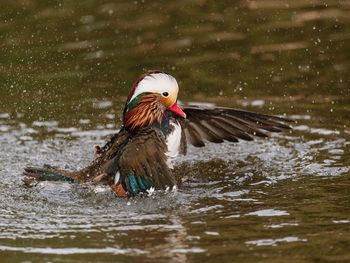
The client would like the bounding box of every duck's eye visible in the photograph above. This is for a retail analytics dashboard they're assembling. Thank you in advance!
[162,92,169,97]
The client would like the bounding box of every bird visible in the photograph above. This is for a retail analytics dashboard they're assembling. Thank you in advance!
[24,70,293,197]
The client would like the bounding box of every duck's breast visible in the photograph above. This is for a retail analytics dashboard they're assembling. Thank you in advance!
[165,120,182,159]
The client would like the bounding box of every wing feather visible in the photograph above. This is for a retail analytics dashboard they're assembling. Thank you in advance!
[117,128,175,195]
[181,106,293,147]
[189,120,224,143]
[185,123,205,147]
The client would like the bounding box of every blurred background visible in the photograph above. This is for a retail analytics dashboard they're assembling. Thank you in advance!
[0,0,349,262]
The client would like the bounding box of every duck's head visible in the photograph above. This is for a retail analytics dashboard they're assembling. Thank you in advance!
[123,70,186,130]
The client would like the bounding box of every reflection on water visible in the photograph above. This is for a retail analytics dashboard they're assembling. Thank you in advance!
[0,0,350,262]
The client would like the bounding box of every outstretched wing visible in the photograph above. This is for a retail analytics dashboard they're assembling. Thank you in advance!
[115,128,175,196]
[181,106,293,147]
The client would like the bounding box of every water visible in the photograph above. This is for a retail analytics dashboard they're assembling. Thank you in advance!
[0,0,349,262]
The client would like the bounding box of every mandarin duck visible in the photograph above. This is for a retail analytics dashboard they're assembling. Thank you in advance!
[24,70,292,197]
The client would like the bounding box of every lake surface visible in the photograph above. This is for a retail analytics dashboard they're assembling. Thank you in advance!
[0,0,349,262]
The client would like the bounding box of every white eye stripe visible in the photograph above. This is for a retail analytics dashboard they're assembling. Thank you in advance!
[128,73,178,104]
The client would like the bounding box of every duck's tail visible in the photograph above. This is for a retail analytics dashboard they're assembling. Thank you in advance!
[23,165,75,186]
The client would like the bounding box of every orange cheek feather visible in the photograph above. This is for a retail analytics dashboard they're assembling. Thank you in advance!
[161,94,176,108]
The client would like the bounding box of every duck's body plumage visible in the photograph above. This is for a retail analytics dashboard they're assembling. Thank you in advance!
[24,70,293,197]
